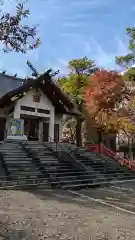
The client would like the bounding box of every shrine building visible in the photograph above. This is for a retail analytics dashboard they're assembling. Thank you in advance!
[0,71,79,142]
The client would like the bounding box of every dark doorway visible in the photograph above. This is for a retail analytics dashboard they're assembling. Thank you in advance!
[54,124,59,142]
[109,138,116,152]
[0,118,6,141]
[43,122,49,142]
[24,118,39,141]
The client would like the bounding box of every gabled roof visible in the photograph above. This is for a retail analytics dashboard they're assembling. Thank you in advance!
[0,73,23,98]
[0,71,80,115]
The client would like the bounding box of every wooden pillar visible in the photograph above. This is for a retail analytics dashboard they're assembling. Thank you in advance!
[39,120,43,142]
[49,112,54,141]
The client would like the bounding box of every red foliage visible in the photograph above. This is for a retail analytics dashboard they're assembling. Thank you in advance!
[84,69,125,117]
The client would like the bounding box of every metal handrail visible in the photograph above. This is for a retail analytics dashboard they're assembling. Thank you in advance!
[47,136,88,171]
[88,143,135,170]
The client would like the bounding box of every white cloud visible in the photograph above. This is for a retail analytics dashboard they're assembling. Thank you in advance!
[51,37,128,75]
[84,41,92,53]
[71,0,109,8]
[94,46,114,67]
[59,32,80,38]
[57,58,68,67]
[65,13,90,21]
[0,0,19,13]
[131,5,135,11]
[83,37,128,69]
[26,50,39,63]
[62,22,84,28]
[0,0,127,78]
[53,58,69,75]
[71,0,97,7]
[114,37,127,55]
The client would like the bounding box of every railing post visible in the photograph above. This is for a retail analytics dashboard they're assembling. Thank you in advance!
[98,144,101,153]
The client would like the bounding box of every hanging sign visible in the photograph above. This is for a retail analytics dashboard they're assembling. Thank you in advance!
[10,119,24,136]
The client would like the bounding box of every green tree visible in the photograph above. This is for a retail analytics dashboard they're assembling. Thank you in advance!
[58,57,97,146]
[0,2,40,53]
[122,67,135,82]
[116,32,135,157]
[116,27,135,130]
[62,116,76,142]
[116,28,135,68]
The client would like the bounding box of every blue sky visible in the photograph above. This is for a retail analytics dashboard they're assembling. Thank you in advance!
[0,0,135,78]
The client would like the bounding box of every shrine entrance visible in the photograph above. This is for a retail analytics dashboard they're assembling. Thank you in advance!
[22,115,39,141]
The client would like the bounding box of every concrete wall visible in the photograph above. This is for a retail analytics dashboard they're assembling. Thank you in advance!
[14,89,54,119]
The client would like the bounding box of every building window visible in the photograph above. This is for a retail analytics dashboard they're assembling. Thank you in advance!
[20,106,35,112]
[37,108,50,114]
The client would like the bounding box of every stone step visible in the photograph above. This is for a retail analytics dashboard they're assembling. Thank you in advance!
[10,172,40,177]
[7,169,84,175]
[4,158,33,161]
[25,150,53,155]
[0,153,27,157]
[9,171,43,176]
[36,152,55,156]
[9,172,40,177]
[6,165,39,170]
[79,163,124,171]
[55,174,126,181]
[7,167,39,171]
[82,164,124,171]
[28,147,46,150]
[3,172,129,182]
[53,177,102,185]
[0,144,21,147]
[4,157,29,160]
[5,166,35,171]
[42,167,133,175]
[7,168,130,179]
[0,181,51,190]
[62,178,135,190]
[38,162,66,166]
[39,157,59,160]
[4,161,34,165]
[0,150,26,153]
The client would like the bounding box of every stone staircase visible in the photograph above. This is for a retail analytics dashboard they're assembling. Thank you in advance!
[0,148,8,183]
[0,140,135,190]
[44,142,135,187]
[59,143,135,181]
[0,141,48,188]
[22,141,94,189]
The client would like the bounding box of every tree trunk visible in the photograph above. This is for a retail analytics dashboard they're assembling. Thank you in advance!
[97,128,102,144]
[75,73,83,147]
[76,117,82,146]
[129,137,133,160]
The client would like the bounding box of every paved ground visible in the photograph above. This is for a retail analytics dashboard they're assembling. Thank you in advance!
[0,182,135,239]
[78,181,135,213]
[43,181,135,213]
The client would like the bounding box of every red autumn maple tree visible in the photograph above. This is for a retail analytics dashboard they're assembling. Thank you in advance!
[84,69,128,131]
